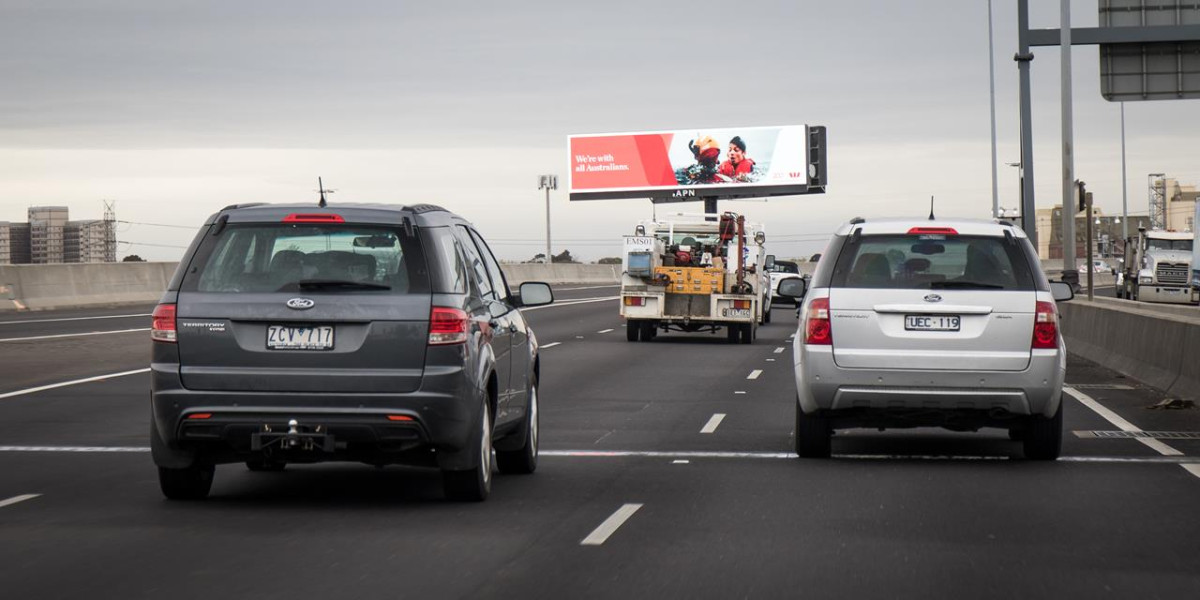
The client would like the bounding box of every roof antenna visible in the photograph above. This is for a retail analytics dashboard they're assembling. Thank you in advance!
[317,177,335,208]
[928,195,935,221]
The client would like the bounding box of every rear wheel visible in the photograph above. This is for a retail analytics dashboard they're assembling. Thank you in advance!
[158,463,215,500]
[1023,399,1063,460]
[763,300,772,323]
[496,379,538,475]
[443,401,493,501]
[626,321,641,342]
[639,321,656,342]
[794,404,832,458]
[246,458,286,472]
[739,323,754,344]
[727,324,739,344]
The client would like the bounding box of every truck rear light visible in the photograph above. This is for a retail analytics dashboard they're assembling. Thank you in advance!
[804,298,832,345]
[429,307,468,345]
[282,213,344,223]
[151,303,177,343]
[1031,301,1058,349]
[907,227,958,235]
[623,296,646,307]
[734,300,751,309]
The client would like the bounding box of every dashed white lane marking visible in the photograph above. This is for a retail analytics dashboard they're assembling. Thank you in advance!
[520,296,619,312]
[0,368,151,400]
[734,391,746,395]
[700,413,726,434]
[747,370,763,380]
[581,503,643,546]
[774,347,786,354]
[0,328,149,343]
[766,358,776,362]
[672,460,690,464]
[0,494,41,509]
[0,313,150,325]
[575,335,585,339]
[1065,386,1198,480]
[597,328,614,334]
[541,342,562,349]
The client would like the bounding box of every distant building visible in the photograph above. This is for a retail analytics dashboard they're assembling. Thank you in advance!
[1035,205,1152,262]
[1163,178,1198,232]
[0,206,116,265]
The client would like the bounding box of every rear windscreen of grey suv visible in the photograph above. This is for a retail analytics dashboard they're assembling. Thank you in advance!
[830,234,1036,290]
[180,224,430,294]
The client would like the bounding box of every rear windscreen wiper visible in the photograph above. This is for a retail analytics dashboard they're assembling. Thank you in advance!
[284,279,392,291]
[930,281,1006,290]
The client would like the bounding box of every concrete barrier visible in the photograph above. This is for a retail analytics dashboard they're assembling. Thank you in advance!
[500,264,621,285]
[1059,296,1200,399]
[0,262,179,311]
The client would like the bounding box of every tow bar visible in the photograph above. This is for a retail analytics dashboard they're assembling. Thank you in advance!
[250,419,335,453]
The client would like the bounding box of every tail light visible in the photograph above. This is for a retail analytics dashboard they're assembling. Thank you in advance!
[804,297,832,345]
[623,296,646,307]
[733,299,751,310]
[1031,301,1058,349]
[429,307,468,345]
[151,303,177,343]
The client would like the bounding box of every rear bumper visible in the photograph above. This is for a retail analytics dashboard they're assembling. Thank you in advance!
[150,362,480,466]
[793,344,1065,421]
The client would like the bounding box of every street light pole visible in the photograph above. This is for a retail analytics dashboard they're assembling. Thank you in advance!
[988,0,1000,218]
[538,175,557,264]
[1120,102,1129,241]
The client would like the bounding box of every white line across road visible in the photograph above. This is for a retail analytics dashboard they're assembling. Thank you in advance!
[0,494,41,509]
[700,413,726,434]
[580,503,643,546]
[520,296,618,312]
[0,313,150,326]
[0,328,150,343]
[0,368,151,400]
[746,370,763,380]
[1064,386,1200,480]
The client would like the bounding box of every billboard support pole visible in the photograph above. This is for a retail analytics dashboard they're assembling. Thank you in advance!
[538,175,557,263]
[1060,0,1077,274]
[704,198,718,221]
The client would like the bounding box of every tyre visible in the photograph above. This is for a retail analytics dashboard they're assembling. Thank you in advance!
[739,323,753,344]
[639,321,656,342]
[158,463,215,500]
[794,403,832,458]
[1007,428,1024,441]
[727,324,739,344]
[246,458,286,472]
[763,302,772,324]
[626,321,640,342]
[443,401,493,501]
[496,378,538,475]
[1022,399,1063,460]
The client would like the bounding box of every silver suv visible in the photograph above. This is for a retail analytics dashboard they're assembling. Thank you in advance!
[778,218,1074,460]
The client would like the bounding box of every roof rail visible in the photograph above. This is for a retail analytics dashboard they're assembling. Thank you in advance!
[997,219,1016,227]
[220,202,269,211]
[849,217,865,225]
[408,204,448,214]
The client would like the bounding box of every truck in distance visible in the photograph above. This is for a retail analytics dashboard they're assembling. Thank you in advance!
[1117,227,1198,304]
[619,211,775,344]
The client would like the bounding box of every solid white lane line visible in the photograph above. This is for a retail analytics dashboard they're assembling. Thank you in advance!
[0,328,150,343]
[520,296,619,312]
[541,342,562,349]
[0,368,151,400]
[747,370,763,380]
[0,313,150,325]
[0,494,41,509]
[597,328,614,334]
[581,503,642,546]
[0,446,149,452]
[774,347,786,354]
[700,413,726,434]
[1064,387,1185,457]
[555,285,621,291]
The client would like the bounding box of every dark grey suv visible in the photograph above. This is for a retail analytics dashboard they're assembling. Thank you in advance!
[151,202,553,501]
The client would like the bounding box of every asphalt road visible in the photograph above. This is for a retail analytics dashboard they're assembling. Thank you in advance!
[2,285,1199,599]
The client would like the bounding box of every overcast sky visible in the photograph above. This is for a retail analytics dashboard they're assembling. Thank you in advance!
[2,0,1197,261]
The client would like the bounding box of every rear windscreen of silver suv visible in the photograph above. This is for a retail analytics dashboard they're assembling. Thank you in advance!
[180,224,430,294]
[831,235,1036,290]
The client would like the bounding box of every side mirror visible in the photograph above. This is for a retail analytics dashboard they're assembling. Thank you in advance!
[765,254,776,269]
[778,278,807,299]
[518,281,554,307]
[1049,281,1074,302]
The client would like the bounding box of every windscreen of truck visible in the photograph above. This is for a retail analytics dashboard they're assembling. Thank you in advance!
[830,235,1036,290]
[180,224,430,294]
[1147,238,1193,251]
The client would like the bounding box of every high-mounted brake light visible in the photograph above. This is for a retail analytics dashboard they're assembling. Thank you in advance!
[282,213,344,223]
[151,303,177,343]
[907,227,958,235]
[429,307,469,346]
[804,297,832,345]
[1031,301,1058,349]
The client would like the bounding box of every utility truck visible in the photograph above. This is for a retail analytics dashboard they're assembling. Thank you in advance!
[619,212,772,343]
[1117,227,1199,304]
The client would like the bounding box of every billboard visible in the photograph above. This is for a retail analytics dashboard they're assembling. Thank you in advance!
[568,125,822,202]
